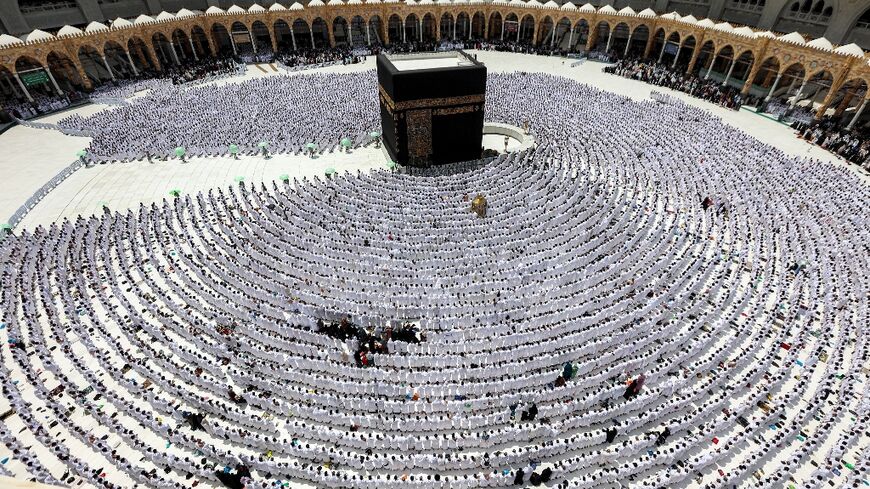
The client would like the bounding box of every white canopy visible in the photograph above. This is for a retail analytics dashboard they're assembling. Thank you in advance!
[57,25,84,38]
[806,37,833,51]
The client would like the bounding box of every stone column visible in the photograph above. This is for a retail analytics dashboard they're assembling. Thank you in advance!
[500,20,505,40]
[516,21,521,42]
[671,45,681,68]
[45,68,63,95]
[403,21,407,42]
[847,97,867,130]
[348,22,354,46]
[704,55,715,79]
[550,25,556,48]
[125,50,139,76]
[604,31,612,53]
[290,26,296,50]
[721,59,735,86]
[764,73,782,102]
[189,38,199,60]
[101,55,116,80]
[366,23,371,45]
[567,26,574,52]
[790,78,807,108]
[657,41,666,63]
[270,31,278,53]
[310,27,315,47]
[14,73,34,102]
[230,33,238,54]
[623,32,632,57]
[249,32,257,52]
[419,19,422,42]
[170,43,181,65]
[453,18,457,40]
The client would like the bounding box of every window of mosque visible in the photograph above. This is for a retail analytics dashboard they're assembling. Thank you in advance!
[19,0,77,12]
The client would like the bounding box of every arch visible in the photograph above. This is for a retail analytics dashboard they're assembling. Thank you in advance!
[553,17,571,51]
[388,14,403,44]
[422,13,436,42]
[673,35,695,67]
[405,13,420,43]
[692,39,715,75]
[488,12,503,40]
[649,27,665,61]
[767,62,806,103]
[440,12,455,41]
[151,32,177,66]
[78,44,112,84]
[609,21,630,56]
[471,11,485,39]
[572,19,590,52]
[589,20,610,52]
[251,20,273,54]
[171,28,194,60]
[724,49,755,89]
[13,57,56,99]
[191,25,212,57]
[750,56,781,89]
[0,64,28,104]
[230,21,254,56]
[655,30,680,64]
[518,14,535,44]
[796,69,834,109]
[127,36,158,72]
[706,44,734,79]
[538,16,555,47]
[333,16,350,46]
[211,22,233,56]
[369,15,385,45]
[350,15,367,47]
[827,78,868,119]
[274,19,293,52]
[626,23,649,57]
[46,51,83,91]
[456,12,471,40]
[104,40,133,78]
[293,19,313,49]
[311,17,329,48]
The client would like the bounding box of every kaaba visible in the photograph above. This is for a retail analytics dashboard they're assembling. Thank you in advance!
[377,51,486,166]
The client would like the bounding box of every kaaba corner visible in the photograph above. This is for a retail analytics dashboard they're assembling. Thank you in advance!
[377,51,487,167]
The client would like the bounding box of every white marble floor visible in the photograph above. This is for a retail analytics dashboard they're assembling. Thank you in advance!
[2,54,867,232]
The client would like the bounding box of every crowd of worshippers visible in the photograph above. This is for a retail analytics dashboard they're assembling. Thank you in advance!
[161,57,242,85]
[791,118,870,168]
[0,90,88,120]
[605,59,744,110]
[56,70,379,161]
[316,316,421,366]
[276,46,364,67]
[0,71,865,489]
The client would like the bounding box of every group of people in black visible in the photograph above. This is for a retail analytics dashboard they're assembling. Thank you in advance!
[316,316,420,367]
[792,118,870,168]
[276,46,365,68]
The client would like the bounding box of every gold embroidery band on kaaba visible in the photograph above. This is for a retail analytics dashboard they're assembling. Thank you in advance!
[379,84,485,113]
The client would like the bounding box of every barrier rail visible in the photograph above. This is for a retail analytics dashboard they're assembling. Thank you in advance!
[3,159,84,235]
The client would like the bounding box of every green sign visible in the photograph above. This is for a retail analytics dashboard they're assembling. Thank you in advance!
[20,70,49,87]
